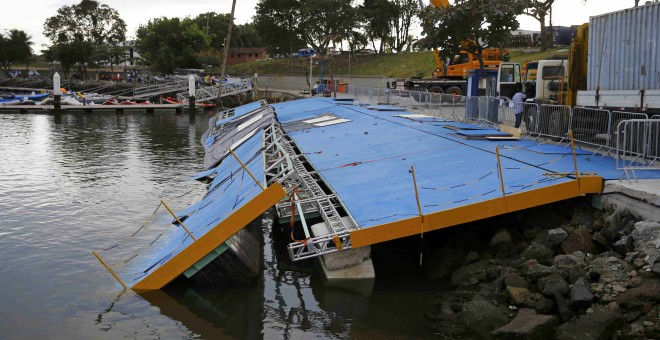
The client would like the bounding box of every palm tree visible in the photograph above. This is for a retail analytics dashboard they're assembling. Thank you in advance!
[8,29,34,72]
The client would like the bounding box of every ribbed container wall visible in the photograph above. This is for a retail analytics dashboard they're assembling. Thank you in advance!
[587,2,660,91]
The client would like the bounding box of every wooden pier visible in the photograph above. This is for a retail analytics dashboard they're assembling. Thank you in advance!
[0,103,187,114]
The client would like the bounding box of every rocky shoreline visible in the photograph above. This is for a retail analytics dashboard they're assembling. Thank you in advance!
[423,197,659,339]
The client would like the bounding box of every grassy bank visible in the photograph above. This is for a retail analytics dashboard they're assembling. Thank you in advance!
[224,47,568,78]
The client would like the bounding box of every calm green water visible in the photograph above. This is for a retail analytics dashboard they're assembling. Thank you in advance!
[0,112,440,339]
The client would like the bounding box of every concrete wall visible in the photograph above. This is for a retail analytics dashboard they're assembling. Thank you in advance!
[251,75,390,92]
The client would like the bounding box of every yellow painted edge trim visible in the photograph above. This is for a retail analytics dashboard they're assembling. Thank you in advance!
[350,177,602,248]
[132,182,286,292]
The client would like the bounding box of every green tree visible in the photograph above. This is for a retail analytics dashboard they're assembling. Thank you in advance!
[523,0,555,51]
[391,0,419,53]
[43,0,126,78]
[254,0,305,56]
[0,29,33,75]
[299,0,357,56]
[193,12,233,49]
[135,17,209,74]
[234,24,263,48]
[420,0,526,68]
[254,0,357,57]
[360,0,399,54]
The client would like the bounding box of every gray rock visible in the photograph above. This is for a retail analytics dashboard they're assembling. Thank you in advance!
[613,236,634,257]
[527,263,557,281]
[632,221,660,240]
[458,301,510,340]
[591,232,611,250]
[533,297,555,314]
[465,251,480,264]
[653,262,660,275]
[554,308,624,340]
[493,308,558,340]
[567,267,587,284]
[504,272,529,289]
[553,254,584,271]
[569,278,594,311]
[533,229,567,251]
[490,229,513,246]
[522,242,554,263]
[451,259,491,286]
[539,274,569,297]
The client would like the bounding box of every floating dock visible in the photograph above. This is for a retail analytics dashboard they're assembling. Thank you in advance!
[96,97,660,292]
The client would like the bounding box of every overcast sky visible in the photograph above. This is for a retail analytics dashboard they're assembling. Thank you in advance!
[0,0,639,51]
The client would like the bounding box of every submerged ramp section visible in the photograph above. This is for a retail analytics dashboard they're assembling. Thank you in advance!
[100,130,285,292]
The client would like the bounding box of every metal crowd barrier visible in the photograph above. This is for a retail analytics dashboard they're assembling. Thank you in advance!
[535,105,572,142]
[569,107,612,152]
[340,87,659,173]
[615,119,660,179]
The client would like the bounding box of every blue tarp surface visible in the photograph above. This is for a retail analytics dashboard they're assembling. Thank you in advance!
[121,132,265,287]
[272,98,660,229]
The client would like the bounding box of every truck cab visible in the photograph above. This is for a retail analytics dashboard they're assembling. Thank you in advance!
[523,59,568,105]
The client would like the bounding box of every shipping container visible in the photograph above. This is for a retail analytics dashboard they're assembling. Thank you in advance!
[578,2,660,113]
[586,2,660,92]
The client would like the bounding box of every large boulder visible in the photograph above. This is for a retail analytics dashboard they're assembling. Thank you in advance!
[538,274,569,297]
[561,228,595,255]
[493,308,558,340]
[554,308,624,340]
[521,242,554,264]
[458,301,510,339]
[533,228,568,251]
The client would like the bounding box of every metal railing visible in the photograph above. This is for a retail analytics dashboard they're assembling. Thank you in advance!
[132,80,187,98]
[341,86,658,173]
[615,119,660,179]
[177,78,253,103]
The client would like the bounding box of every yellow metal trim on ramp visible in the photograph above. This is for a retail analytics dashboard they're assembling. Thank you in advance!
[349,176,602,248]
[132,182,286,292]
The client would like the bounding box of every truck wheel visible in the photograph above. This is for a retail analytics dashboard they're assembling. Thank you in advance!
[446,86,463,96]
[429,86,444,94]
[541,111,563,136]
[524,106,537,132]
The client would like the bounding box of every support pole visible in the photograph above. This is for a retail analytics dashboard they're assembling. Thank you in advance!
[410,166,424,266]
[161,200,197,241]
[568,130,580,181]
[495,147,506,196]
[93,251,127,289]
[215,0,237,107]
[229,148,265,190]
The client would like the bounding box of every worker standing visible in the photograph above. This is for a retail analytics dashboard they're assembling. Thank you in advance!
[512,84,527,128]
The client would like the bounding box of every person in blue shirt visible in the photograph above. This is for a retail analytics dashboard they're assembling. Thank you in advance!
[512,84,527,128]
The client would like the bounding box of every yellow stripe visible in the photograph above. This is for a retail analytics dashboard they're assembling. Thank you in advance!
[350,177,602,248]
[132,182,286,292]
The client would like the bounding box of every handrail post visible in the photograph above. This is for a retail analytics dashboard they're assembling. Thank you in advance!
[568,130,580,181]
[93,251,127,289]
[410,166,424,266]
[161,200,197,241]
[229,148,265,190]
[495,147,506,196]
